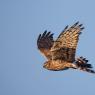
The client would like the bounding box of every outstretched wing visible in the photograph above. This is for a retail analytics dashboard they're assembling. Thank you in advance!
[51,21,84,62]
[37,30,54,60]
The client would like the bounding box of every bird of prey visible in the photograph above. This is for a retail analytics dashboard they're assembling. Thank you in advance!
[37,21,95,74]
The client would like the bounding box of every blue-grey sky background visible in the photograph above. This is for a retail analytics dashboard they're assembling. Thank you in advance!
[1,0,95,95]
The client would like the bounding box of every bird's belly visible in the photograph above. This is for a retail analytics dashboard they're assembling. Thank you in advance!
[49,60,69,71]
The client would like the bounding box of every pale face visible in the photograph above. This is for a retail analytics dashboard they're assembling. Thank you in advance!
[43,61,51,70]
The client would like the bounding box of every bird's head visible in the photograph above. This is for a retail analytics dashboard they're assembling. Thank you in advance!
[43,61,51,70]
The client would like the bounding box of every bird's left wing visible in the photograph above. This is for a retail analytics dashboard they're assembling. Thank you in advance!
[51,22,84,62]
[37,30,54,60]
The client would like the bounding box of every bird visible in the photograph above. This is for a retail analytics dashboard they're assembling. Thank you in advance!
[37,21,95,74]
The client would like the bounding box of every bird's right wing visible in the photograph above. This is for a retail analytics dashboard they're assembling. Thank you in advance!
[37,30,54,60]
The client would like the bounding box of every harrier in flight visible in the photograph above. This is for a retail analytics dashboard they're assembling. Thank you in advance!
[37,21,95,74]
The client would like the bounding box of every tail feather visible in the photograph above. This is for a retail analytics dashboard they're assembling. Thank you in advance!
[77,63,92,68]
[79,68,95,74]
[85,68,95,73]
[75,56,95,74]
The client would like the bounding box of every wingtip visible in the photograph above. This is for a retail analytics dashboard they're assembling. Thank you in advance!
[46,31,51,37]
[65,25,68,29]
[50,33,54,37]
[37,34,41,41]
[44,30,47,34]
[79,24,83,27]
[80,27,85,30]
[75,21,79,25]
[44,30,47,32]
[71,21,79,28]
[62,25,68,33]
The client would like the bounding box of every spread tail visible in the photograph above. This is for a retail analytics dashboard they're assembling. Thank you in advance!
[75,56,95,74]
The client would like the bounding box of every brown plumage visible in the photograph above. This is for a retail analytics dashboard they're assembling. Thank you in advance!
[37,21,95,74]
